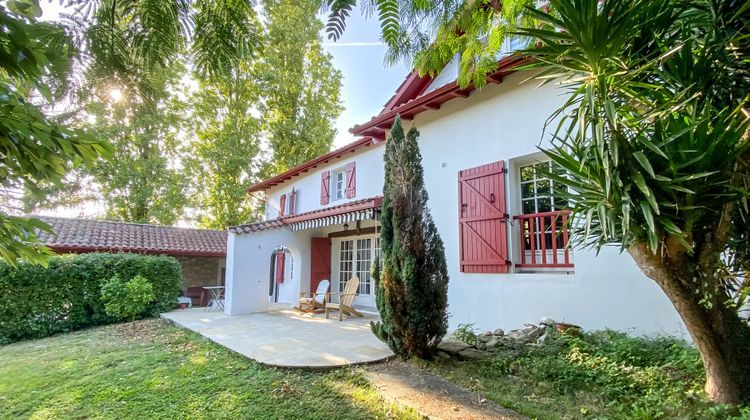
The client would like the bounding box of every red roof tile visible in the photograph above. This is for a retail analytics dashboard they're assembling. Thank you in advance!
[36,216,227,257]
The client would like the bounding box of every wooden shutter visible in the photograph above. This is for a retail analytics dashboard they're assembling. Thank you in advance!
[320,171,330,205]
[275,252,285,284]
[288,188,297,215]
[278,193,287,217]
[310,237,332,294]
[345,162,357,198]
[458,160,509,273]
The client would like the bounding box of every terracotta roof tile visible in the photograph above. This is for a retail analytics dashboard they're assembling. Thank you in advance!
[35,216,227,257]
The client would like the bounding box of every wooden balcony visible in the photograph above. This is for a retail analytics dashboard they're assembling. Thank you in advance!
[513,210,573,269]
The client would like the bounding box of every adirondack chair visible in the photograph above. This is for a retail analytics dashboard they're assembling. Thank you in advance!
[325,276,364,321]
[295,279,331,313]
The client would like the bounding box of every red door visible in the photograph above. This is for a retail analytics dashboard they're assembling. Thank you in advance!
[310,238,332,293]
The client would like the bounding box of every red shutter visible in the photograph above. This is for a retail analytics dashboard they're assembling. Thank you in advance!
[345,162,356,198]
[320,171,330,205]
[275,252,285,284]
[279,194,287,217]
[289,188,297,215]
[310,237,332,293]
[458,160,509,273]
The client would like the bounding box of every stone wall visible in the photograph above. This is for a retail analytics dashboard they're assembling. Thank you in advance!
[173,255,225,291]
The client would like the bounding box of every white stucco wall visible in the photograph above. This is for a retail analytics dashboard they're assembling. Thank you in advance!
[264,146,386,220]
[229,70,688,337]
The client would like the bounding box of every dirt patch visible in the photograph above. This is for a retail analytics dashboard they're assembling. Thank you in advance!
[365,361,525,420]
[106,319,165,342]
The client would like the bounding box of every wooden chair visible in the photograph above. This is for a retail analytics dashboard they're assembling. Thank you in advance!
[325,276,364,321]
[295,279,331,313]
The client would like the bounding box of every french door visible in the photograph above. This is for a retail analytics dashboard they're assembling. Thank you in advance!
[335,235,380,308]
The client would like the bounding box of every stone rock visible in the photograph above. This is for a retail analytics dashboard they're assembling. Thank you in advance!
[539,317,556,326]
[437,340,472,354]
[458,348,489,360]
[507,325,546,344]
[477,334,492,344]
[492,328,505,337]
[485,337,500,349]
[436,351,451,360]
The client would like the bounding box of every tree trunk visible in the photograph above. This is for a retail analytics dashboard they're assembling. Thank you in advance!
[629,243,750,404]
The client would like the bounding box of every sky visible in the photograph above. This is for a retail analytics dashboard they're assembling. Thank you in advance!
[318,12,412,147]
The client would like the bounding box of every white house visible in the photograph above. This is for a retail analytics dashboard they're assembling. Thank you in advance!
[224,54,688,337]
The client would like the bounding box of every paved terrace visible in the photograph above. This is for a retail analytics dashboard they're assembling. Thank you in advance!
[161,305,393,368]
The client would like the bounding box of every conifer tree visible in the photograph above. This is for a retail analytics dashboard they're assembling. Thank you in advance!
[371,116,449,358]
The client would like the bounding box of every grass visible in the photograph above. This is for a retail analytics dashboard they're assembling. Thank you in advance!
[418,329,750,420]
[0,319,419,419]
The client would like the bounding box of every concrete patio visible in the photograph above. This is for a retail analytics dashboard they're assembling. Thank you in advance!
[161,304,393,368]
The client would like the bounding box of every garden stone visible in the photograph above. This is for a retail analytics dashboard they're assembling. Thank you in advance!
[436,351,451,360]
[485,337,499,349]
[437,340,471,355]
[492,328,505,337]
[457,348,489,360]
[539,317,555,327]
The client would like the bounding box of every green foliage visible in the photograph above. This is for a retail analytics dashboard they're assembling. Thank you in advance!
[451,323,479,346]
[187,64,264,228]
[70,0,260,104]
[260,0,343,175]
[323,0,357,41]
[0,253,181,344]
[425,330,750,419]
[188,0,343,229]
[371,116,449,359]
[0,1,109,265]
[322,0,535,88]
[100,274,156,322]
[73,63,191,225]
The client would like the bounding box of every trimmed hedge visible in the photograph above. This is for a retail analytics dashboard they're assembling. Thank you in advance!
[0,253,182,344]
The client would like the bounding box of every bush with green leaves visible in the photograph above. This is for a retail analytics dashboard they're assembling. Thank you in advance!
[100,275,156,322]
[371,116,450,359]
[0,253,181,343]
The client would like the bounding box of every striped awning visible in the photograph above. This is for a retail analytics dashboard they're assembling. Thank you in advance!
[290,207,380,231]
[229,196,383,235]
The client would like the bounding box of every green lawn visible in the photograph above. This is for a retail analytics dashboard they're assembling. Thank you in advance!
[0,319,418,419]
[418,330,750,420]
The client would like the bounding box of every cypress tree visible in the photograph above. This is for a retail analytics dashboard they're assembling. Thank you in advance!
[371,115,449,359]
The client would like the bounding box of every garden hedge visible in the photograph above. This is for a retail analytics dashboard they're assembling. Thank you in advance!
[0,253,182,344]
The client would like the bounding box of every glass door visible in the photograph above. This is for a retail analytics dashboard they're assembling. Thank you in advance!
[336,236,377,308]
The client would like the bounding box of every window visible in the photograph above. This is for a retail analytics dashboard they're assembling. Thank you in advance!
[332,167,346,201]
[338,237,375,296]
[514,160,573,269]
[338,240,354,292]
[356,238,372,295]
[519,161,566,214]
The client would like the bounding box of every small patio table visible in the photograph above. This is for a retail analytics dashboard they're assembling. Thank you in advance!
[202,286,225,312]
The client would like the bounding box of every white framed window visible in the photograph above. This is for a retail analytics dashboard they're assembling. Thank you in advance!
[338,240,354,292]
[337,237,375,296]
[356,238,372,295]
[332,167,346,201]
[519,161,566,214]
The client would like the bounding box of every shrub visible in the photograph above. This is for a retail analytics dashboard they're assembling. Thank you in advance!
[371,116,450,358]
[100,275,156,322]
[0,253,181,344]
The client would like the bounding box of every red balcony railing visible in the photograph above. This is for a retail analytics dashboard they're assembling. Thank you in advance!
[513,210,573,268]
